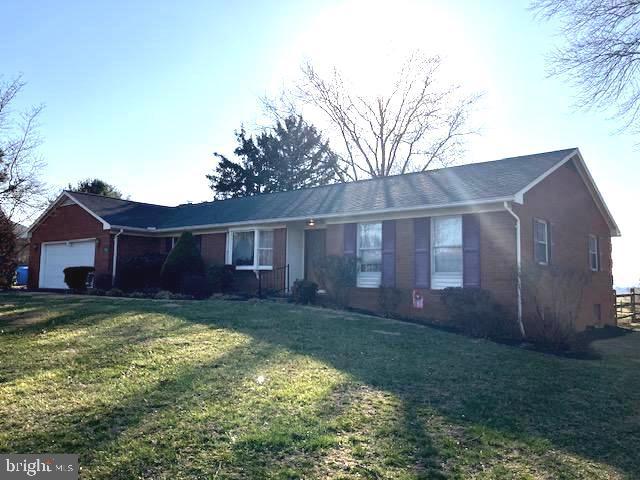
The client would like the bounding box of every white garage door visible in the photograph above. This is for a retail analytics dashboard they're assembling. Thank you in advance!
[40,240,96,289]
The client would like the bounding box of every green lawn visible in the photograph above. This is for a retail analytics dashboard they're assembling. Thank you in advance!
[0,293,639,479]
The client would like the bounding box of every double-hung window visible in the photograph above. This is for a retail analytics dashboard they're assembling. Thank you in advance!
[228,229,273,269]
[431,215,463,289]
[534,219,549,265]
[589,234,599,271]
[357,223,382,288]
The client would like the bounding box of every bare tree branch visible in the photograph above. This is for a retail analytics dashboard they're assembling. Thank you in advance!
[265,52,479,178]
[0,76,48,224]
[532,0,640,132]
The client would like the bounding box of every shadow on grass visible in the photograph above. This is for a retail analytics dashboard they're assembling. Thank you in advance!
[172,301,640,478]
[2,294,639,478]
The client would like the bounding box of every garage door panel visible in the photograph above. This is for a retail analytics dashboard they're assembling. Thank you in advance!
[40,240,96,289]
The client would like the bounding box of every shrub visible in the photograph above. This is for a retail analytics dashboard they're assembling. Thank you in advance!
[94,273,113,290]
[180,273,210,299]
[378,287,402,318]
[128,291,149,299]
[440,287,516,338]
[0,212,17,289]
[207,264,235,293]
[153,290,172,300]
[117,253,167,292]
[87,288,106,296]
[160,232,205,293]
[63,266,95,292]
[315,255,357,308]
[106,288,124,297]
[520,263,591,351]
[291,279,318,305]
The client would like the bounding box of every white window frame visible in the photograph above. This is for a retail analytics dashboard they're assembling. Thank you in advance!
[356,222,382,288]
[430,215,463,289]
[589,234,599,272]
[534,218,549,265]
[226,228,274,270]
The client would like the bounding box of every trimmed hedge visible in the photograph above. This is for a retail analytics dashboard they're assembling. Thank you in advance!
[291,279,318,305]
[63,266,95,292]
[160,232,205,293]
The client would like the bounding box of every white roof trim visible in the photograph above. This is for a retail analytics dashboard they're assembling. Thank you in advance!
[110,196,514,234]
[26,191,111,237]
[65,192,111,230]
[514,148,620,237]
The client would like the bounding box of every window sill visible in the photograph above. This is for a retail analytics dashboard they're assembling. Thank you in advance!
[233,265,273,271]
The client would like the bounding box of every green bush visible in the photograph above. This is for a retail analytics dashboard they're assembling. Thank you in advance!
[63,266,95,292]
[153,290,172,300]
[378,287,402,318]
[181,274,210,299]
[315,255,357,308]
[291,279,318,304]
[207,264,235,293]
[117,253,167,292]
[440,287,515,338]
[160,232,205,293]
[106,288,124,297]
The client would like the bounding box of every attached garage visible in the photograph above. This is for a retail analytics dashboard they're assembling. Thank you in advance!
[39,239,96,289]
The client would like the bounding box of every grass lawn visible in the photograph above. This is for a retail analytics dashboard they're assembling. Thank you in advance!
[1,293,639,479]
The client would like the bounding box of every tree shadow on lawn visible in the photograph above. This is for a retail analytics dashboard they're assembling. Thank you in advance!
[173,301,640,478]
[3,295,639,478]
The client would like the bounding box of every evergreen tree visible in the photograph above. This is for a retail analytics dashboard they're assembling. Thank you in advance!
[68,178,123,198]
[160,232,204,292]
[207,115,339,200]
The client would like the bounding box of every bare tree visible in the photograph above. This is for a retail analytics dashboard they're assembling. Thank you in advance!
[0,75,47,222]
[266,52,479,181]
[532,0,640,131]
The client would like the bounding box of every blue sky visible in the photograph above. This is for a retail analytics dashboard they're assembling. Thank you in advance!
[2,0,638,286]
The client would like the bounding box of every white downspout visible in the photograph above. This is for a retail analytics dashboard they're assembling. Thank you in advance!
[504,201,525,338]
[112,229,124,283]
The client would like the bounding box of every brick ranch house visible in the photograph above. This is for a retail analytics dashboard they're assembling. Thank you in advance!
[26,148,619,333]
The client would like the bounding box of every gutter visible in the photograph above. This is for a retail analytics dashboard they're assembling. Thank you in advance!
[503,201,526,338]
[112,229,124,282]
[109,196,514,235]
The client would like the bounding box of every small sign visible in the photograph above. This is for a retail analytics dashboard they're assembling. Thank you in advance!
[412,289,424,309]
[0,455,78,480]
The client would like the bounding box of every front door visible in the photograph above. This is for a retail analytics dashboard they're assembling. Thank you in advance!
[304,229,326,286]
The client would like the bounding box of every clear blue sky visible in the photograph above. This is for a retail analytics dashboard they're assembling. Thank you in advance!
[2,0,638,286]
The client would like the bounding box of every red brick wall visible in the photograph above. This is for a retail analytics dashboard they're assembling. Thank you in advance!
[200,232,226,265]
[333,213,518,323]
[28,204,113,288]
[514,160,615,330]
[116,235,167,277]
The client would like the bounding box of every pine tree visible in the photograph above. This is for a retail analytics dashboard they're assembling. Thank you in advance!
[207,116,338,200]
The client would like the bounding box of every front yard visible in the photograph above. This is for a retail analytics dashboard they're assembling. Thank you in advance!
[0,293,639,479]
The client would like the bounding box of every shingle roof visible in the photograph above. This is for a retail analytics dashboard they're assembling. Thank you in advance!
[68,148,577,230]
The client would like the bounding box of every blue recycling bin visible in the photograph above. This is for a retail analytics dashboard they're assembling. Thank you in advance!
[15,265,28,286]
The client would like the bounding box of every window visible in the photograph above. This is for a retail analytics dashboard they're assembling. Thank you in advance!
[431,215,463,289]
[229,230,273,269]
[357,223,382,288]
[258,230,274,267]
[232,231,255,266]
[589,235,599,271]
[534,219,549,265]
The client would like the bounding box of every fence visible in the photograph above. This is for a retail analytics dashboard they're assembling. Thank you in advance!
[616,288,640,323]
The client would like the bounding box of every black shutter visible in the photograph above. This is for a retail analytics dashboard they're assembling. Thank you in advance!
[463,214,481,288]
[382,220,396,287]
[343,223,357,257]
[414,218,430,288]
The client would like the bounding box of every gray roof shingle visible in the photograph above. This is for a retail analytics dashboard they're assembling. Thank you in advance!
[68,148,576,230]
